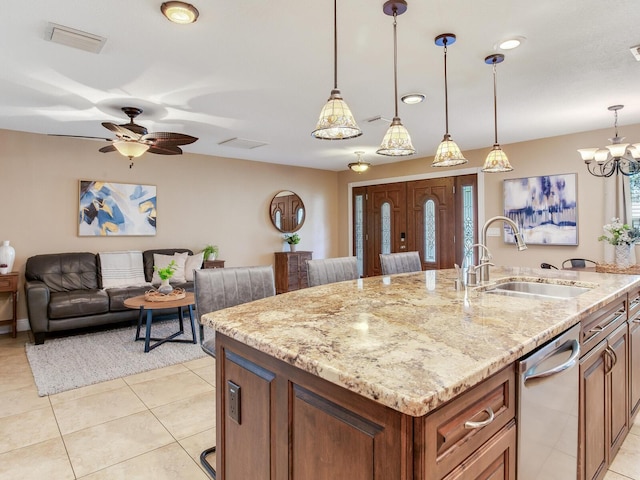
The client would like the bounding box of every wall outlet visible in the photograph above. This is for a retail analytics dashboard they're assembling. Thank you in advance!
[486,227,501,237]
[227,381,241,424]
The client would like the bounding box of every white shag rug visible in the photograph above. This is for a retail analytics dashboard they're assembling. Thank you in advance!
[26,320,210,396]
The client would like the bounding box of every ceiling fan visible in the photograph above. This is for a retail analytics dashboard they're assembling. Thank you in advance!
[98,107,198,167]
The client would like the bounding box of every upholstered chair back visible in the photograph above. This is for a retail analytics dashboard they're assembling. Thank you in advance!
[379,251,422,275]
[306,257,359,287]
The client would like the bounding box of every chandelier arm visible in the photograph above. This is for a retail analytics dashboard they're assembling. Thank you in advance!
[618,157,640,176]
[586,159,616,177]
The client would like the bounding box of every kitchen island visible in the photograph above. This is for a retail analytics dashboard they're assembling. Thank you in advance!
[202,266,640,479]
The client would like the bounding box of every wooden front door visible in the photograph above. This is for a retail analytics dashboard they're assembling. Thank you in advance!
[367,183,407,277]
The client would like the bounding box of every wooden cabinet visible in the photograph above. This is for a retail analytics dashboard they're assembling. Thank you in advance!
[216,333,515,480]
[274,251,311,294]
[579,298,629,480]
[628,288,640,420]
[0,272,18,338]
[204,260,225,269]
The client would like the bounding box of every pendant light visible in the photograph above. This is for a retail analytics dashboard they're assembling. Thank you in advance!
[376,0,415,156]
[312,0,362,140]
[432,33,467,167]
[482,54,513,172]
[348,151,371,173]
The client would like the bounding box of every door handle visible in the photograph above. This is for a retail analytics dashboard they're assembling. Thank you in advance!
[464,407,495,429]
[523,339,580,383]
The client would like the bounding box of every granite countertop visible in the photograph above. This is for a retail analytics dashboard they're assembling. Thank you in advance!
[202,266,640,417]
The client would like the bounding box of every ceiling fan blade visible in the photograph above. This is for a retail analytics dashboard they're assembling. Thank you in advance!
[141,132,198,146]
[101,122,141,141]
[49,134,113,142]
[147,144,183,155]
[98,145,117,153]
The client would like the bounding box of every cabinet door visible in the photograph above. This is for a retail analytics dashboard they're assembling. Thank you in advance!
[629,318,640,420]
[441,421,516,480]
[579,341,607,480]
[607,323,628,461]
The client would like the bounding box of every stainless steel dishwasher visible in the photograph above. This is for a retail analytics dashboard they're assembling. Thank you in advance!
[517,323,581,480]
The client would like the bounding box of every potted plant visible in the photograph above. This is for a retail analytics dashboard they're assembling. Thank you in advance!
[598,217,639,268]
[203,244,219,261]
[284,233,300,252]
[154,260,177,293]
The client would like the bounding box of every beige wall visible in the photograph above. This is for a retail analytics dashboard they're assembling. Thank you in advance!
[337,123,640,270]
[0,129,339,322]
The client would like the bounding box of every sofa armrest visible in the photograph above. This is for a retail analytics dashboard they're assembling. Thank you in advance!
[24,280,51,334]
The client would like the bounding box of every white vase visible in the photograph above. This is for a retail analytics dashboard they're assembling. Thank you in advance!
[158,278,174,294]
[0,240,15,273]
[615,244,631,269]
[289,244,296,252]
[207,252,217,261]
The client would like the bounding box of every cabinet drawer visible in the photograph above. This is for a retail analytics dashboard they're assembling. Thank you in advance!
[417,365,515,479]
[628,287,640,319]
[0,274,17,292]
[581,298,627,354]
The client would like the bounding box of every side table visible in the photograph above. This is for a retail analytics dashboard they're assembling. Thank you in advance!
[204,260,225,269]
[124,292,197,353]
[0,272,18,338]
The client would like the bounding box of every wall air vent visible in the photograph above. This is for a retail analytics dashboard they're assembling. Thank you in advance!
[218,138,268,149]
[46,23,107,54]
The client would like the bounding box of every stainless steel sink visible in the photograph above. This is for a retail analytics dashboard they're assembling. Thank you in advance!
[484,281,591,300]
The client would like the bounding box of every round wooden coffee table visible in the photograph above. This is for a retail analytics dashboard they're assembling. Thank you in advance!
[124,292,197,353]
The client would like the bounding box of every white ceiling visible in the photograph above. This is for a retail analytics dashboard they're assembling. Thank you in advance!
[1,0,640,171]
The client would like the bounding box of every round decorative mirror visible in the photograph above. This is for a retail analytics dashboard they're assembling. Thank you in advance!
[270,190,305,233]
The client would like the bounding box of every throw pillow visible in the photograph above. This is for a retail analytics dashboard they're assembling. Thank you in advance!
[99,251,149,288]
[152,252,188,285]
[185,252,204,282]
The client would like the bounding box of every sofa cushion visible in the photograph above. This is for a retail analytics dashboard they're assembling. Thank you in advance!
[25,252,99,293]
[48,289,109,319]
[106,285,151,311]
[143,249,193,283]
[151,252,188,285]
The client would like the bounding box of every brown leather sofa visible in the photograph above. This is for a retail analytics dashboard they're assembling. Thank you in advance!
[24,248,194,344]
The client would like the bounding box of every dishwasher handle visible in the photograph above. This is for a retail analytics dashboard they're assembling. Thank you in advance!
[523,339,580,384]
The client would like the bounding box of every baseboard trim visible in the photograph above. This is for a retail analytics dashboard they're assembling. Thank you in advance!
[0,317,29,335]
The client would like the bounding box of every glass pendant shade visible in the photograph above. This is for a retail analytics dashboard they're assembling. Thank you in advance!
[348,150,371,173]
[114,141,149,158]
[312,89,362,140]
[482,144,513,172]
[595,149,609,164]
[606,142,629,158]
[631,145,640,159]
[161,2,199,24]
[433,134,467,167]
[577,148,598,162]
[377,117,416,156]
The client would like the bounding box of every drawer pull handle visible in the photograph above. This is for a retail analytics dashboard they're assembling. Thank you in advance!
[633,319,640,324]
[464,407,495,429]
[588,325,605,334]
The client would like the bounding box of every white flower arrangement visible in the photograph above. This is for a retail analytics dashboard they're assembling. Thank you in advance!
[598,218,638,246]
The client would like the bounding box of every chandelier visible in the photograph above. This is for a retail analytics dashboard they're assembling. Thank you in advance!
[578,105,640,177]
[348,151,371,173]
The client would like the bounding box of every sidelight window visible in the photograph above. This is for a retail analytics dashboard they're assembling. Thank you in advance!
[381,202,391,255]
[424,200,436,262]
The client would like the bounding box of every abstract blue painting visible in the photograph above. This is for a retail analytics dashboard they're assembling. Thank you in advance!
[503,173,577,245]
[78,181,157,236]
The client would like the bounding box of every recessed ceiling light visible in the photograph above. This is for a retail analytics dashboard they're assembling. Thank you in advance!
[161,2,199,24]
[401,93,426,105]
[497,36,525,50]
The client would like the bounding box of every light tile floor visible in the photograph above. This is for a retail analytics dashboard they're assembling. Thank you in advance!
[1,330,639,479]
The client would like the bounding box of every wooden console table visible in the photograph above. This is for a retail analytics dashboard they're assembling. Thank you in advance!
[274,251,312,294]
[204,260,225,269]
[0,272,18,338]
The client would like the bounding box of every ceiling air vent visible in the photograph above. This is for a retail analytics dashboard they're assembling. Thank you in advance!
[46,23,107,54]
[218,138,268,149]
[630,44,640,62]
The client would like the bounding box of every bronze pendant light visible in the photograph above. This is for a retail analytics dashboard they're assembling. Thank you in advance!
[482,53,513,172]
[312,0,362,140]
[348,150,371,173]
[376,0,415,156]
[432,33,467,167]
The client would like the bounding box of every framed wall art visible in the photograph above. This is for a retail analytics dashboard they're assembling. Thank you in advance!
[78,180,157,236]
[503,173,577,245]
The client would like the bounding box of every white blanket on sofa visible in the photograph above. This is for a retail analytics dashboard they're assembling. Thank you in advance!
[98,250,150,289]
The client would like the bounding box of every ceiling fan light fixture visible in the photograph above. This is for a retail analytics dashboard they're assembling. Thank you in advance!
[312,0,362,140]
[161,2,199,24]
[113,141,150,159]
[348,151,371,173]
[312,89,362,140]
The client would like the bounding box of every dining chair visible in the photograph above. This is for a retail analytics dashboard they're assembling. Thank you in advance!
[306,257,359,287]
[561,258,597,269]
[194,265,276,479]
[540,262,559,269]
[379,251,422,275]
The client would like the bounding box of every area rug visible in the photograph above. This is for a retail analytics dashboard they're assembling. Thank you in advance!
[25,321,211,397]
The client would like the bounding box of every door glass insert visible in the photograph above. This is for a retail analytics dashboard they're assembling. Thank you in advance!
[462,185,475,265]
[381,202,391,255]
[355,194,364,277]
[424,199,436,262]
